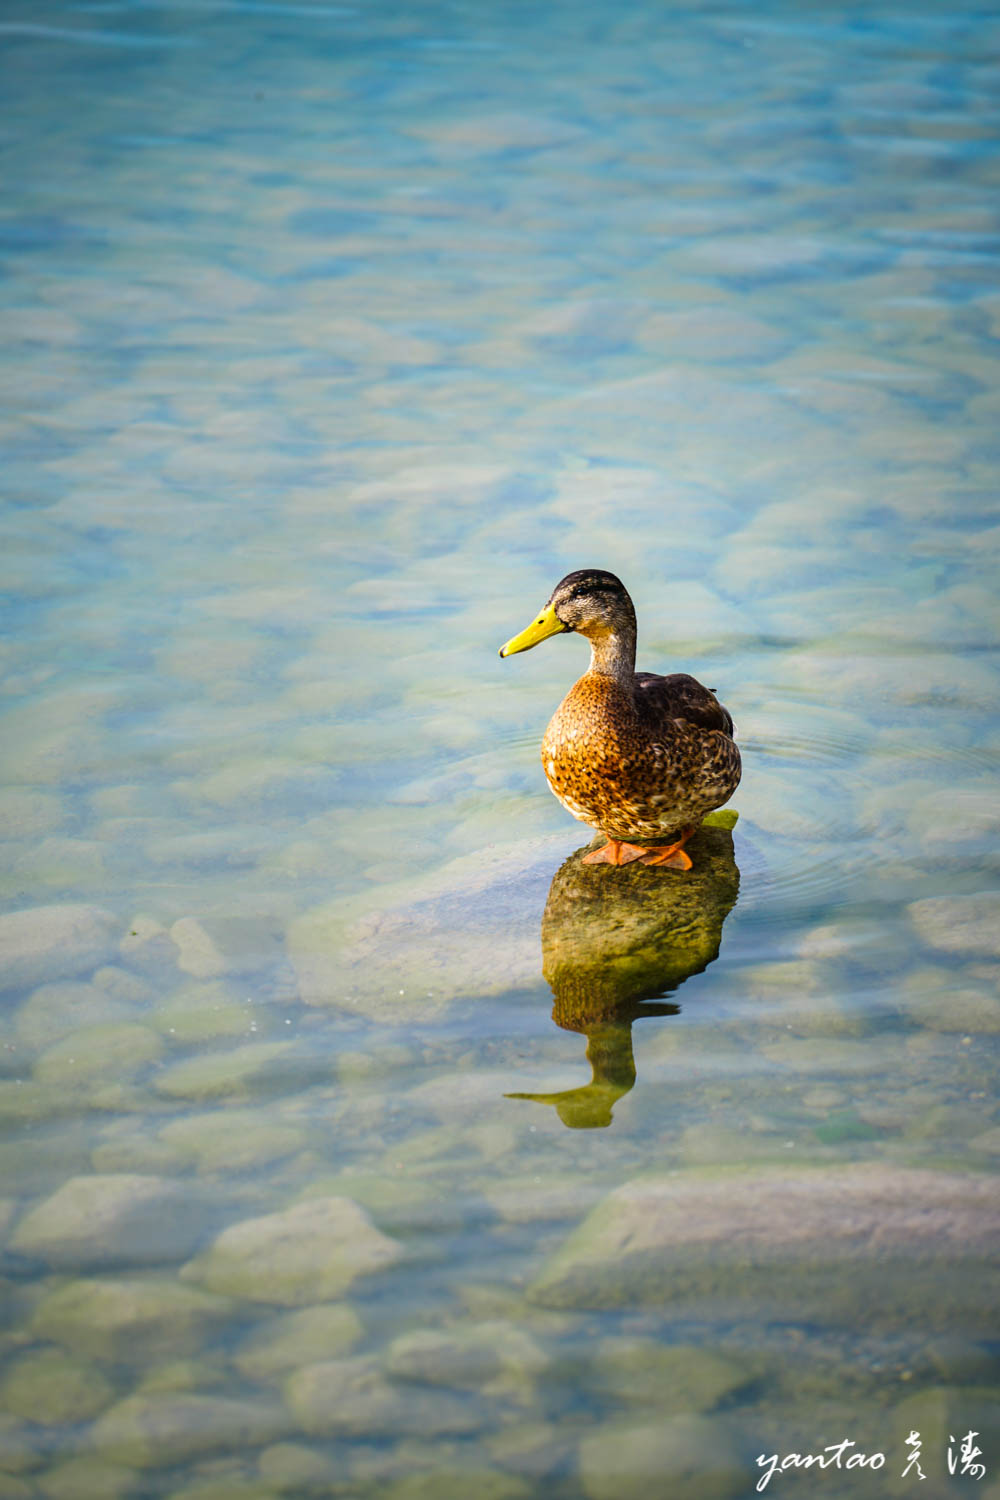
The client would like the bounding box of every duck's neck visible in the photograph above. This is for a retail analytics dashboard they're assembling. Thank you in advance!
[585,625,636,684]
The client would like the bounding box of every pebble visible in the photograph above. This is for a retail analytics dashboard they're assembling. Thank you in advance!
[233,1305,364,1382]
[93,1394,286,1469]
[154,1043,293,1103]
[909,892,1000,958]
[579,1415,745,1500]
[11,1174,207,1268]
[0,1348,115,1425]
[0,905,119,993]
[181,1196,403,1306]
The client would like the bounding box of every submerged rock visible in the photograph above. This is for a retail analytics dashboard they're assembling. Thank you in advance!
[151,982,257,1045]
[0,1413,40,1474]
[287,837,565,1019]
[386,1321,547,1399]
[233,1304,364,1380]
[181,1196,402,1305]
[33,1023,164,1088]
[909,892,1000,959]
[284,1356,478,1439]
[10,1175,206,1268]
[579,1414,745,1500]
[31,1456,137,1500]
[529,1165,998,1328]
[92,1393,286,1468]
[257,1442,334,1491]
[0,1348,114,1425]
[154,1043,293,1102]
[119,916,179,978]
[15,982,132,1051]
[169,917,283,982]
[32,1277,234,1362]
[589,1340,751,1412]
[159,1111,305,1174]
[0,905,119,993]
[381,1471,533,1500]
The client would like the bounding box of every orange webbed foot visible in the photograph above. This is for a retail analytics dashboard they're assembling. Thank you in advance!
[582,839,651,866]
[638,826,695,870]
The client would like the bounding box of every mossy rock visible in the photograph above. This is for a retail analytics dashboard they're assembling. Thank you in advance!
[92,1393,286,1469]
[181,1196,402,1306]
[579,1415,745,1500]
[233,1304,364,1381]
[32,1277,233,1362]
[0,1348,115,1425]
[151,982,256,1044]
[154,1043,293,1102]
[34,1023,164,1088]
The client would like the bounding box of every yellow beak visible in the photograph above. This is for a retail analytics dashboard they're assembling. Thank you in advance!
[499,602,568,658]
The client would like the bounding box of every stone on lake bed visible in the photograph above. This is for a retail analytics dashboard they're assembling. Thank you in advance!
[92,1393,286,1468]
[181,1196,403,1305]
[909,892,1000,959]
[151,982,257,1044]
[29,1456,137,1500]
[32,1277,235,1362]
[386,1321,548,1397]
[588,1340,751,1412]
[154,1043,294,1102]
[15,982,133,1050]
[33,1022,164,1088]
[0,1348,115,1425]
[579,1414,745,1500]
[257,1442,334,1491]
[0,1413,40,1474]
[233,1304,364,1380]
[169,917,283,981]
[10,1175,208,1269]
[381,1471,533,1500]
[0,905,119,993]
[529,1165,998,1327]
[284,1356,478,1439]
[119,915,180,978]
[287,837,562,1017]
[159,1111,306,1173]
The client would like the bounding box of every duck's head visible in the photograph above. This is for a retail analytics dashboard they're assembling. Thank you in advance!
[499,569,636,657]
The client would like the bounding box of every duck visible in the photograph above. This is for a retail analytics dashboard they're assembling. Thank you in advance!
[499,569,741,869]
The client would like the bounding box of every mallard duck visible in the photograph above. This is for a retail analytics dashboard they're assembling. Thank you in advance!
[499,569,740,869]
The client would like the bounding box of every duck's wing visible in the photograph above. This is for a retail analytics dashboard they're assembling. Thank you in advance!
[635,671,736,737]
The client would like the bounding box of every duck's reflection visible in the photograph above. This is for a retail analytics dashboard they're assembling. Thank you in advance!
[507,824,740,1128]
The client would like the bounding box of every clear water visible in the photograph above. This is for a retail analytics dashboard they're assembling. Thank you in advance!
[2,0,998,1495]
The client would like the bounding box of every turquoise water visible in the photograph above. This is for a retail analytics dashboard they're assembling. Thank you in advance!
[2,1,999,1495]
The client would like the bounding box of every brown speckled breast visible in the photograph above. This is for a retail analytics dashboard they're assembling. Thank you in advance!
[540,671,741,843]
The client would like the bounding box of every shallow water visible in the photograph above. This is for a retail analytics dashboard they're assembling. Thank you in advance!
[2,0,999,1495]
